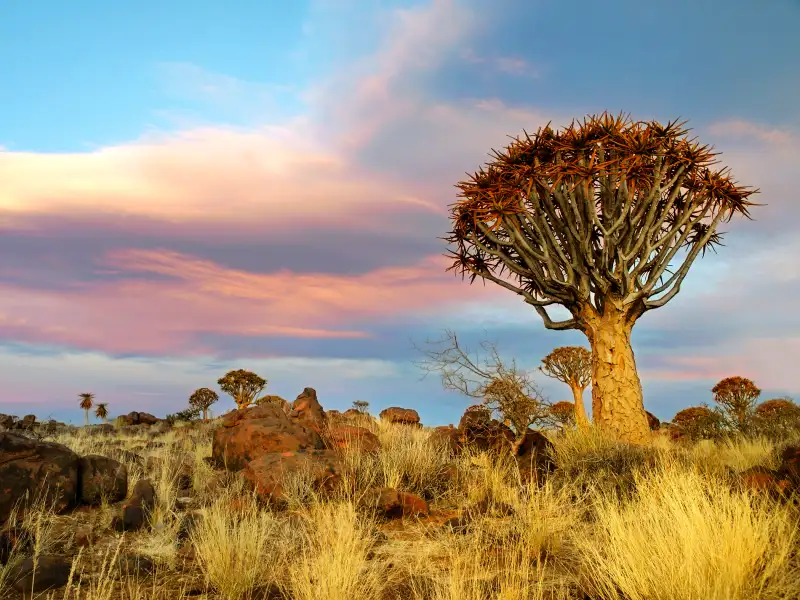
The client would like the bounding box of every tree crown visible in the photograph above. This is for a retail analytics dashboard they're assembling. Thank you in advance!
[94,403,108,418]
[217,369,267,409]
[78,393,95,410]
[444,112,760,330]
[189,387,220,410]
[539,346,591,387]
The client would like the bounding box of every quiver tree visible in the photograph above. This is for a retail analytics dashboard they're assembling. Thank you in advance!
[444,112,760,445]
[352,400,370,414]
[753,397,800,439]
[412,329,552,437]
[217,369,267,410]
[711,376,761,434]
[671,405,724,441]
[189,387,219,421]
[539,346,591,428]
[548,400,577,429]
[78,393,95,426]
[94,403,108,424]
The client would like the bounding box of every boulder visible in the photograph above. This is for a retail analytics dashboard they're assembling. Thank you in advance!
[777,445,800,484]
[645,411,660,430]
[18,414,37,431]
[460,418,515,454]
[8,554,72,593]
[256,395,292,414]
[0,414,14,429]
[326,425,380,453]
[242,449,342,504]
[361,487,429,519]
[379,407,421,426]
[0,433,79,524]
[77,455,128,505]
[113,479,156,532]
[430,426,462,453]
[290,387,327,431]
[515,429,556,484]
[212,404,324,471]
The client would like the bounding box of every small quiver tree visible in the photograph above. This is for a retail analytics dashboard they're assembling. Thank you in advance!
[711,376,760,436]
[217,369,267,410]
[539,346,591,428]
[189,387,219,422]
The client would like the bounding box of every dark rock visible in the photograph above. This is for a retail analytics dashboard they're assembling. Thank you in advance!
[9,554,73,593]
[0,432,79,525]
[78,455,128,505]
[113,479,156,532]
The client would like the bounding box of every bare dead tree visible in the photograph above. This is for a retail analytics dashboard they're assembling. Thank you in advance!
[444,112,760,444]
[411,328,552,436]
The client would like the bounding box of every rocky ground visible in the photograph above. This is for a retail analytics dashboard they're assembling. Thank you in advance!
[1,391,800,600]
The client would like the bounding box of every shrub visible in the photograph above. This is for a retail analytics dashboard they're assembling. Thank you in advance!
[672,406,725,442]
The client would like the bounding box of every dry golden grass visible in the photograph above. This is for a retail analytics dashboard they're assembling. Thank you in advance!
[4,415,800,600]
[573,462,800,600]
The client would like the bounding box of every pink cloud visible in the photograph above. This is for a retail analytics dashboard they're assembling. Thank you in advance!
[0,248,506,355]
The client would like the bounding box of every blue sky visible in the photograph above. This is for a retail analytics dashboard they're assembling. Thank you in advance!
[1,0,799,425]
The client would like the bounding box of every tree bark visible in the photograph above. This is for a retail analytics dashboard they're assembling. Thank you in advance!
[580,301,651,445]
[569,383,590,428]
[203,407,208,422]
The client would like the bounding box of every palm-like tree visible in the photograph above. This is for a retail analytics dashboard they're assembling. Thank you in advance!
[94,402,108,424]
[78,393,95,426]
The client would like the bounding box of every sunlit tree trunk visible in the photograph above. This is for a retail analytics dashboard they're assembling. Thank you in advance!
[580,299,650,445]
[568,383,590,428]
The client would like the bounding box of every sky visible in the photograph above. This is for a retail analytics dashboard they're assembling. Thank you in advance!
[1,0,799,426]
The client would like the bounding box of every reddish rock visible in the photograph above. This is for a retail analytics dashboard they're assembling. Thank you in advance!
[460,418,515,454]
[78,455,128,505]
[0,432,79,524]
[326,425,380,453]
[777,445,800,484]
[290,388,327,431]
[431,426,462,453]
[212,404,324,471]
[379,407,421,426]
[256,395,292,414]
[515,429,556,485]
[645,411,660,430]
[458,405,492,431]
[362,487,429,519]
[113,479,156,532]
[242,449,342,504]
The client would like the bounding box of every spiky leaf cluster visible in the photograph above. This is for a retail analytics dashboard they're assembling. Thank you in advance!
[445,112,760,330]
[78,393,95,410]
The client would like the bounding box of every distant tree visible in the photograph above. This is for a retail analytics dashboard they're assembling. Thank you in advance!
[352,400,370,414]
[78,393,95,426]
[752,397,800,440]
[165,406,202,425]
[412,328,552,438]
[189,387,219,421]
[711,376,761,434]
[672,405,724,441]
[443,113,760,445]
[94,403,108,424]
[548,400,577,429]
[539,347,591,428]
[217,369,267,410]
